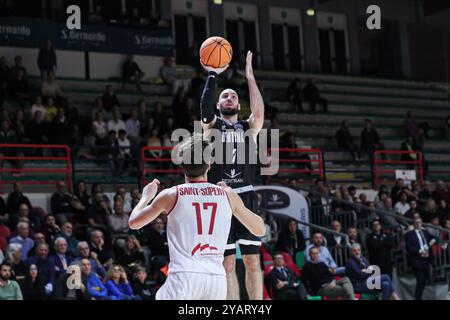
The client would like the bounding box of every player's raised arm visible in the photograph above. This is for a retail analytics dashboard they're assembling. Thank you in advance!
[199,62,228,130]
[218,182,265,237]
[245,51,265,133]
[129,179,175,229]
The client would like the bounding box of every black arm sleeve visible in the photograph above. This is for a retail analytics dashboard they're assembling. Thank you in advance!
[200,71,218,124]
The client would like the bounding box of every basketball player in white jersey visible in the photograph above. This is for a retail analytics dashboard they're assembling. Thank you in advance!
[128,135,265,300]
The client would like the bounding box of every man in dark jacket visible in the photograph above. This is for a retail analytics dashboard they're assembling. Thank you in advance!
[335,120,360,160]
[302,78,328,113]
[268,253,307,300]
[37,39,57,80]
[360,119,385,162]
[366,219,395,278]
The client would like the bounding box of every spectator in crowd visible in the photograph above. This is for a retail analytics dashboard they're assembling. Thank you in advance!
[360,119,385,162]
[27,111,49,154]
[122,54,144,93]
[422,199,437,223]
[51,107,72,147]
[51,181,75,225]
[25,243,52,295]
[378,197,401,229]
[405,218,436,300]
[159,57,189,94]
[115,235,145,271]
[104,264,140,300]
[190,69,204,103]
[79,258,113,300]
[125,109,140,144]
[147,217,169,272]
[107,108,126,135]
[6,243,26,283]
[0,261,23,300]
[11,56,27,80]
[102,85,120,112]
[9,69,31,107]
[432,181,447,204]
[401,136,418,168]
[116,129,132,176]
[10,109,27,144]
[346,227,364,251]
[107,200,129,242]
[31,96,46,119]
[44,97,58,122]
[7,203,34,231]
[92,111,108,146]
[49,237,74,282]
[302,78,328,113]
[6,182,32,216]
[74,180,90,210]
[19,263,45,300]
[27,233,46,258]
[137,99,150,134]
[91,97,110,122]
[335,120,360,160]
[390,178,406,204]
[268,253,307,300]
[9,222,34,260]
[131,265,154,300]
[87,192,111,234]
[74,241,105,278]
[89,229,113,268]
[305,233,345,275]
[326,220,348,249]
[404,111,419,142]
[90,183,111,207]
[41,71,65,106]
[394,192,410,216]
[437,200,449,221]
[40,214,60,247]
[37,39,57,81]
[285,78,303,112]
[405,200,421,220]
[366,220,395,278]
[274,219,306,257]
[345,243,400,300]
[302,247,355,300]
[56,222,78,257]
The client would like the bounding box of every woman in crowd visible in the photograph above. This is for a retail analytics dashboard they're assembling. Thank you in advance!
[274,219,306,257]
[20,263,46,300]
[104,264,141,300]
[131,265,154,300]
[115,235,146,272]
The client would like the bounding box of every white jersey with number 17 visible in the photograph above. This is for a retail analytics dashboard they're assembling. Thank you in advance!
[166,181,232,276]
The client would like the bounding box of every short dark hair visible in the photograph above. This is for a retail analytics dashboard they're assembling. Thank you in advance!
[118,129,126,136]
[177,134,210,178]
[0,261,12,270]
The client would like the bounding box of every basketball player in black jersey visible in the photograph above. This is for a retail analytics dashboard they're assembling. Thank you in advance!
[200,51,265,300]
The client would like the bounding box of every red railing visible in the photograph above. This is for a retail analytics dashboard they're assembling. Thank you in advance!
[374,150,423,189]
[140,146,182,186]
[0,144,72,193]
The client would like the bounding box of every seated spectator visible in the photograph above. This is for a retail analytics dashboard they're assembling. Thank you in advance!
[437,200,450,221]
[346,226,364,251]
[37,39,57,81]
[360,119,385,162]
[79,258,114,300]
[285,78,303,112]
[11,56,27,80]
[345,243,400,300]
[53,261,86,300]
[56,222,78,257]
[302,247,355,300]
[41,71,66,107]
[326,220,348,249]
[30,96,46,119]
[51,107,72,147]
[117,129,132,176]
[89,230,113,268]
[25,243,52,295]
[27,110,49,148]
[9,69,31,107]
[10,110,27,145]
[131,265,154,300]
[74,241,106,279]
[302,78,327,113]
[115,235,145,271]
[51,181,75,225]
[40,214,61,247]
[366,220,395,278]
[104,264,140,300]
[122,54,144,93]
[27,233,46,258]
[405,200,421,220]
[305,233,345,276]
[401,136,418,168]
[8,203,37,231]
[9,222,34,260]
[102,85,120,112]
[274,219,306,257]
[92,111,108,147]
[74,180,90,210]
[378,197,402,229]
[107,108,126,135]
[159,57,189,94]
[268,253,307,300]
[125,109,140,144]
[129,187,141,210]
[433,181,447,204]
[107,200,129,242]
[6,243,26,283]
[147,217,169,272]
[86,192,111,234]
[335,120,360,160]
[49,237,74,282]
[390,179,406,204]
[404,111,419,141]
[422,199,437,223]
[394,192,410,216]
[6,182,32,216]
[19,263,45,300]
[145,128,163,159]
[44,97,58,122]
[90,184,111,207]
[0,262,23,300]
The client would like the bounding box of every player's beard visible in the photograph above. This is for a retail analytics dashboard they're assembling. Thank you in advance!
[220,106,238,116]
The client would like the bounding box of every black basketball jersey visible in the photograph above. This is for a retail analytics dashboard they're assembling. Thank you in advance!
[207,117,257,189]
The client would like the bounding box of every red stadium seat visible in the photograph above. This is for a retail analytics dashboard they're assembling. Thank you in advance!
[281,252,301,277]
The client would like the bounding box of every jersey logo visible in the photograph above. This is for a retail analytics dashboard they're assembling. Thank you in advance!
[224,169,241,179]
[191,243,218,256]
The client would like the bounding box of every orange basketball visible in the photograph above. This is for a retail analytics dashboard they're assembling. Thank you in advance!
[199,36,233,69]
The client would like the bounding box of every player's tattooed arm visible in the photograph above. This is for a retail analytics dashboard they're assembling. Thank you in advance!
[218,182,265,237]
[129,179,175,229]
[245,51,264,134]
